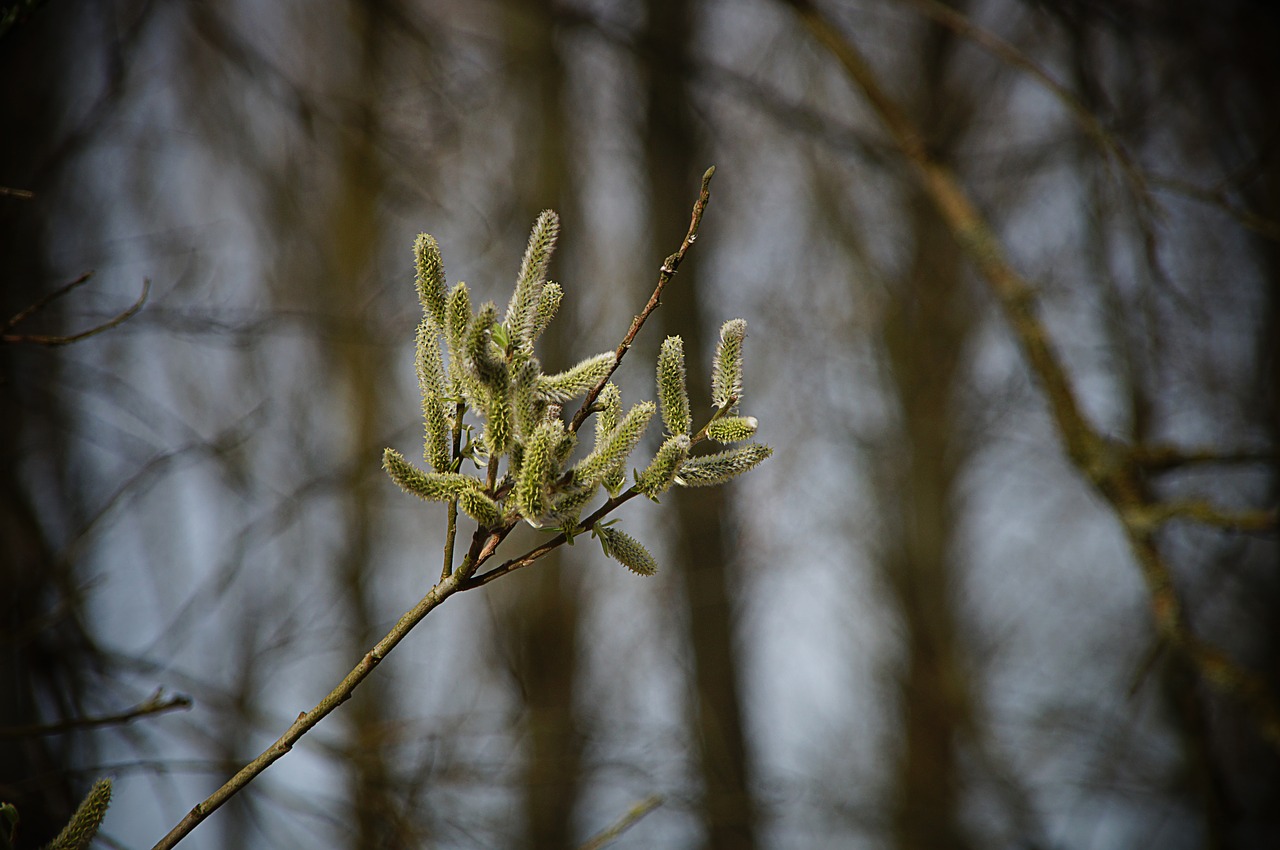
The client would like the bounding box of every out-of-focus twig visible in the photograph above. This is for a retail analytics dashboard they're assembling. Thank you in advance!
[1131,443,1275,472]
[576,795,664,850]
[2,274,151,346]
[0,690,191,739]
[1149,173,1280,242]
[785,0,1280,748]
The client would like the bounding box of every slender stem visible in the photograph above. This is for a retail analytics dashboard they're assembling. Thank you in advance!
[2,270,94,332]
[149,525,513,850]
[690,396,737,443]
[461,489,642,590]
[441,401,466,580]
[568,166,716,434]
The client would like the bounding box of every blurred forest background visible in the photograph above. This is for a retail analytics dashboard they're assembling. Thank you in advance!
[3,0,1278,848]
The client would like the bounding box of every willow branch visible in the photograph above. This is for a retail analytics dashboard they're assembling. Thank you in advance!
[149,530,507,850]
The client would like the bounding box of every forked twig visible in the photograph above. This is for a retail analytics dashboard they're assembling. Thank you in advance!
[3,275,151,346]
[786,0,1280,748]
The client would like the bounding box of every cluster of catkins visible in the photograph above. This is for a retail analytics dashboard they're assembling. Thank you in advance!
[383,211,770,575]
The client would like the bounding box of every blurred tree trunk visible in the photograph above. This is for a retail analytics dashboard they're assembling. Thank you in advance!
[494,4,586,849]
[875,11,978,850]
[0,4,104,844]
[312,2,403,846]
[642,1,761,848]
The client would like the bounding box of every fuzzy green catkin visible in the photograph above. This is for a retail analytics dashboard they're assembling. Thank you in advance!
[514,419,564,523]
[711,318,747,410]
[594,383,625,495]
[383,448,484,501]
[595,382,622,442]
[467,302,507,390]
[513,356,547,438]
[416,319,453,471]
[553,427,577,468]
[458,488,501,527]
[657,335,691,437]
[705,415,757,444]
[675,443,772,487]
[530,281,563,345]
[550,482,595,526]
[445,281,472,352]
[414,234,447,328]
[593,524,658,576]
[505,210,559,348]
[444,281,477,400]
[575,400,655,489]
[538,351,616,403]
[636,434,691,498]
[482,382,515,456]
[47,778,112,850]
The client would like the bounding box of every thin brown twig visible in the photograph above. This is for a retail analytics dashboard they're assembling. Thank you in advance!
[0,690,192,740]
[568,165,716,434]
[461,489,642,590]
[3,277,151,346]
[895,0,1158,216]
[786,0,1280,748]
[1124,501,1278,534]
[1131,443,1274,472]
[0,185,35,199]
[149,528,506,850]
[1149,172,1280,242]
[2,271,95,332]
[441,400,467,581]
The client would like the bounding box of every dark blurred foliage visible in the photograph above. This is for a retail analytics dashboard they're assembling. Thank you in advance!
[2,1,1277,848]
